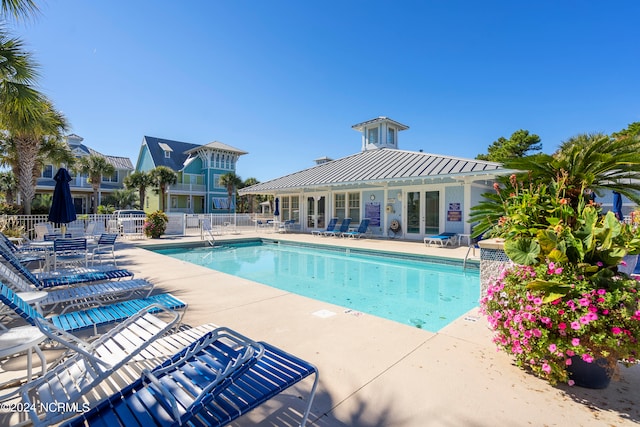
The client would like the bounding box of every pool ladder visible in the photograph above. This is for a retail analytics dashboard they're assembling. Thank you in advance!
[463,244,478,269]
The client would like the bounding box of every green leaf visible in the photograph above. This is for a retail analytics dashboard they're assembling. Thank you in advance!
[504,238,540,265]
[526,280,571,301]
[547,248,569,263]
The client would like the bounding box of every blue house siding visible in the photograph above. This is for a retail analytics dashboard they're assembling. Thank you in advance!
[135,136,247,213]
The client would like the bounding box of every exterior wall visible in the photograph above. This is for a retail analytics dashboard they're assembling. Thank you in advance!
[137,147,156,172]
[182,157,203,175]
[443,185,465,234]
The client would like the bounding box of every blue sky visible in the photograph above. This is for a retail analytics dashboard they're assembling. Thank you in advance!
[14,1,640,182]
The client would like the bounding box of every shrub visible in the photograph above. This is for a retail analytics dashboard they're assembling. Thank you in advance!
[143,210,168,238]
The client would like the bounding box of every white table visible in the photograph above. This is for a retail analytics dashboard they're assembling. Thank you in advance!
[0,325,47,393]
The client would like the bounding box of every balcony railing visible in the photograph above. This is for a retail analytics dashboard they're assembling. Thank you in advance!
[169,183,207,193]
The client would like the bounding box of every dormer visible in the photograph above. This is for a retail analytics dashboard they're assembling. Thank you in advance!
[158,142,173,159]
[352,116,409,151]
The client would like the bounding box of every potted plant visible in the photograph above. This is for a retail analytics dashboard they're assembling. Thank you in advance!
[143,210,169,239]
[477,173,640,386]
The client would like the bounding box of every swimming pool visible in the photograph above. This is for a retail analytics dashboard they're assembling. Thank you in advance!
[152,240,480,332]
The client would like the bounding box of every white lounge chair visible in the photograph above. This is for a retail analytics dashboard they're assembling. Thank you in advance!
[16,304,181,426]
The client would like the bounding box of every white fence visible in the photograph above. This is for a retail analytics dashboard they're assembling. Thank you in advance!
[0,213,262,239]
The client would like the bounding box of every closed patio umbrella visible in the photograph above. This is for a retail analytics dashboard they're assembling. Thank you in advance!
[48,167,76,234]
[612,191,623,221]
[274,197,280,217]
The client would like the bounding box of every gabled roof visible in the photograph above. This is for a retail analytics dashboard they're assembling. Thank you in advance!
[240,148,505,194]
[186,141,248,155]
[143,136,247,172]
[87,147,134,170]
[143,136,200,171]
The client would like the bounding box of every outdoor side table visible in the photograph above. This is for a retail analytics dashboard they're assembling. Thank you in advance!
[0,325,47,392]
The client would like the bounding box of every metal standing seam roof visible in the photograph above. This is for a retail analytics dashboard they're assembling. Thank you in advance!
[86,147,134,170]
[239,148,505,194]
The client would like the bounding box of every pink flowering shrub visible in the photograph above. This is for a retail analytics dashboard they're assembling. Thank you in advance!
[481,261,640,385]
[143,210,168,238]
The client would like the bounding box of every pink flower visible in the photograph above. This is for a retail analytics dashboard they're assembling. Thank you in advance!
[558,322,567,331]
[571,338,580,346]
[571,321,581,330]
[565,358,573,366]
[548,344,557,352]
[582,354,594,363]
[568,379,575,386]
[597,289,606,295]
[612,327,623,335]
[542,363,551,374]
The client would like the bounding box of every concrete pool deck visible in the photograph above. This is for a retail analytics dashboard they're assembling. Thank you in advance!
[2,231,640,426]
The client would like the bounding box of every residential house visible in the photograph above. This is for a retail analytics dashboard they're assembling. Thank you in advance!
[135,136,248,213]
[36,134,134,214]
[239,117,514,240]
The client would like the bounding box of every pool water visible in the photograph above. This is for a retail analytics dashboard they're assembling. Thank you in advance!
[153,241,480,332]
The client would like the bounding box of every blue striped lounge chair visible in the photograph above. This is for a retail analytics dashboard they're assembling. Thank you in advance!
[0,244,134,289]
[324,217,352,237]
[62,329,319,427]
[311,217,338,236]
[423,232,458,247]
[0,262,154,314]
[0,282,186,335]
[342,218,370,239]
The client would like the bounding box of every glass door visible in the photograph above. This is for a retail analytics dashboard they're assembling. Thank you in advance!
[406,190,440,237]
[307,196,326,230]
[406,191,421,234]
[424,191,440,235]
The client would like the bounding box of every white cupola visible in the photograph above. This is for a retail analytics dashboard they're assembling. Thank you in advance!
[351,116,409,151]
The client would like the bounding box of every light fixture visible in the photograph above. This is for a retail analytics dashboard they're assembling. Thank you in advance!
[397,192,402,201]
[370,194,376,201]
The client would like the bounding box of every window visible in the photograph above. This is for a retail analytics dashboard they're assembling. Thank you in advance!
[291,196,299,222]
[171,196,178,209]
[282,197,290,220]
[368,127,378,145]
[334,193,346,220]
[42,165,53,178]
[348,193,360,223]
[335,192,360,222]
[102,171,119,183]
[164,150,171,158]
[387,128,396,145]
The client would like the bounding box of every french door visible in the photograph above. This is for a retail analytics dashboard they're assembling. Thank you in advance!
[306,196,326,230]
[405,190,440,237]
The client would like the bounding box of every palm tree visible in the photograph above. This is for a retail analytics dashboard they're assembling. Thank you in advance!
[0,98,68,214]
[0,28,69,214]
[77,155,115,214]
[0,170,16,203]
[219,172,242,213]
[240,177,259,213]
[150,166,177,212]
[110,188,138,210]
[124,171,153,210]
[1,0,39,21]
[506,133,640,206]
[471,132,640,236]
